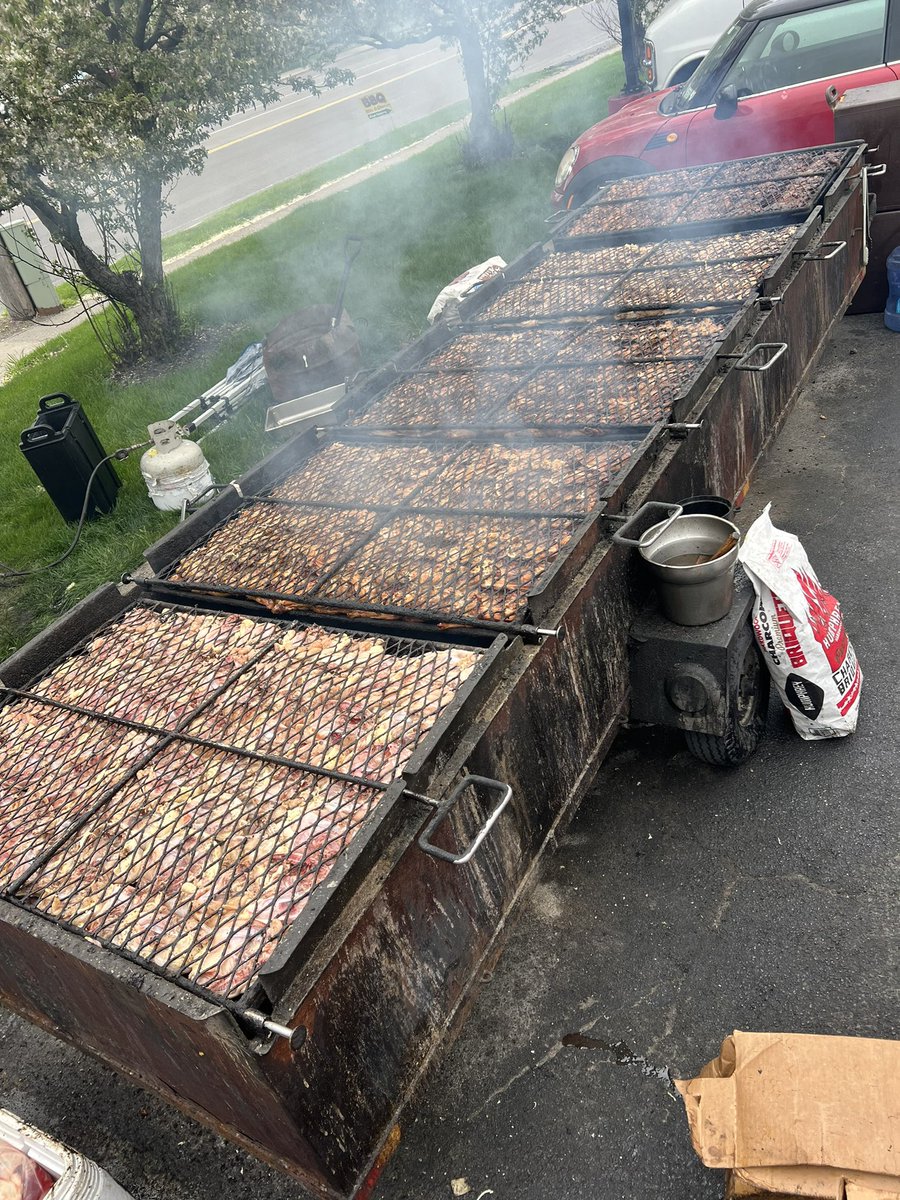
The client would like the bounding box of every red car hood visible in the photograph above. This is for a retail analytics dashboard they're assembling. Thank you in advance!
[575,89,673,153]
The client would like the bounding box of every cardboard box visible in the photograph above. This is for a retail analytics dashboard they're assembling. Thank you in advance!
[676,1032,900,1200]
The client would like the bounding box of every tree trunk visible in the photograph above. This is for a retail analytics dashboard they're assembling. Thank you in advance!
[454,12,508,161]
[617,0,645,94]
[24,177,183,362]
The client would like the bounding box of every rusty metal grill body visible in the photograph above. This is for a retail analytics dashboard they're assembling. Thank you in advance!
[0,142,869,1200]
[0,602,495,1005]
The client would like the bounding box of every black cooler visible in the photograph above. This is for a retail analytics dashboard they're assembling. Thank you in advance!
[19,393,119,522]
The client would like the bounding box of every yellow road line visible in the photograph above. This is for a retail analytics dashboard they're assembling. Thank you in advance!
[209,53,456,155]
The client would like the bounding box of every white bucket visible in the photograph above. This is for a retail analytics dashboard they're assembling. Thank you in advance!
[0,1110,134,1200]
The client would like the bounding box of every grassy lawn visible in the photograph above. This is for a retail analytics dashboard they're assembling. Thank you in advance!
[0,51,623,657]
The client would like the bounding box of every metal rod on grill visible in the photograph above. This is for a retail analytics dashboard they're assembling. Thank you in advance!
[125,572,561,640]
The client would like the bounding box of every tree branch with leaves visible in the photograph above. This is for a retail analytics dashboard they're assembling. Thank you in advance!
[0,0,348,363]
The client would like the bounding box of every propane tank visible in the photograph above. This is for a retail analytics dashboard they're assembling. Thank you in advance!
[140,420,214,512]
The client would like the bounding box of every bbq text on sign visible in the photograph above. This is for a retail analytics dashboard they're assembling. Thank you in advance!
[361,92,392,119]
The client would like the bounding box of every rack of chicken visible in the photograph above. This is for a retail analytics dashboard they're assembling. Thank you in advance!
[0,607,480,1000]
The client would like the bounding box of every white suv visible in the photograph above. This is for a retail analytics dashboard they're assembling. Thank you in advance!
[645,0,754,88]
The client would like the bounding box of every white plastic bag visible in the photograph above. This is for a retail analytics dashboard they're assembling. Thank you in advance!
[739,504,862,739]
[427,257,507,323]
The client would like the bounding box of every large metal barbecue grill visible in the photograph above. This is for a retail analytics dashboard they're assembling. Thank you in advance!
[0,143,872,1200]
[0,603,498,1007]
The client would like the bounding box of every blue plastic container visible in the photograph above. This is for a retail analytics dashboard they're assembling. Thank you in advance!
[885,246,900,330]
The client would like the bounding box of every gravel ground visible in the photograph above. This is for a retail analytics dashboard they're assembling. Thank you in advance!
[1,313,898,1200]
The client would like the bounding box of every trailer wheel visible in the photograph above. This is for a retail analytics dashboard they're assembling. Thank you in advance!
[684,641,770,766]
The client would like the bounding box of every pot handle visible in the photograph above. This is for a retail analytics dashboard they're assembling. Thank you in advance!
[417,775,512,865]
[611,501,683,548]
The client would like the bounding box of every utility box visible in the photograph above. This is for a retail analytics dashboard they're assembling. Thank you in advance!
[19,393,120,523]
[0,219,63,318]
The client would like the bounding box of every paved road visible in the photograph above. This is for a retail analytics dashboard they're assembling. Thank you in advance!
[164,4,615,234]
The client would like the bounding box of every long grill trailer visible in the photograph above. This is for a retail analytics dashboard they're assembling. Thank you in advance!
[0,143,871,1199]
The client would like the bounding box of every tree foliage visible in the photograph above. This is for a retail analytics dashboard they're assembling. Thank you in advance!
[327,0,567,161]
[0,0,347,362]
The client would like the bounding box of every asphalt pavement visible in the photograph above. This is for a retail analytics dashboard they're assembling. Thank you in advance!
[166,5,614,234]
[1,313,897,1197]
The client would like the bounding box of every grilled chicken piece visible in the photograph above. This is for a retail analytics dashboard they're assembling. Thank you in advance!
[712,147,846,187]
[270,442,446,505]
[557,313,732,363]
[426,329,566,370]
[354,369,523,426]
[596,165,720,202]
[479,276,617,320]
[502,363,683,427]
[171,504,377,602]
[417,441,637,513]
[683,178,822,222]
[524,244,647,279]
[566,192,691,236]
[646,226,799,268]
[0,702,154,886]
[8,621,479,1000]
[31,607,276,728]
[604,260,775,309]
[320,513,577,623]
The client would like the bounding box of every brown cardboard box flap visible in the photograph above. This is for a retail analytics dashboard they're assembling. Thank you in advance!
[676,1032,900,1182]
[729,1166,900,1199]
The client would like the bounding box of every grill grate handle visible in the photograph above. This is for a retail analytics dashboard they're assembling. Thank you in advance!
[416,775,512,865]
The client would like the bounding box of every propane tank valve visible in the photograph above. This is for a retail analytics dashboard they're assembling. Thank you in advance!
[140,421,215,513]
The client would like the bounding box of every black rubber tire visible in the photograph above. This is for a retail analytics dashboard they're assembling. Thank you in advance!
[565,156,655,210]
[684,636,770,767]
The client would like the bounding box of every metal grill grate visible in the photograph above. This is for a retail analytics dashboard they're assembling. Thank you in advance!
[498,362,692,427]
[0,702,154,888]
[268,441,452,506]
[1,607,483,1000]
[642,226,799,268]
[565,193,693,237]
[184,625,479,782]
[32,607,278,728]
[170,504,378,603]
[316,511,581,624]
[15,743,383,999]
[596,165,722,202]
[476,276,618,321]
[424,329,567,370]
[522,244,648,279]
[601,259,776,309]
[554,311,736,363]
[710,147,849,186]
[414,440,639,513]
[353,369,527,427]
[681,177,825,223]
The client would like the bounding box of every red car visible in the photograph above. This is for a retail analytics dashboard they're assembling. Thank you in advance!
[553,0,898,208]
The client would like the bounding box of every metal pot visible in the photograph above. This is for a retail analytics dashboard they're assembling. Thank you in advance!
[639,514,740,626]
[677,494,734,518]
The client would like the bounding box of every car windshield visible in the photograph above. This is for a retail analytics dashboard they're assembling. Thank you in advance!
[660,15,746,113]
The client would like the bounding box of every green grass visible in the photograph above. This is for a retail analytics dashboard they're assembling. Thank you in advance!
[51,55,591,306]
[0,51,623,656]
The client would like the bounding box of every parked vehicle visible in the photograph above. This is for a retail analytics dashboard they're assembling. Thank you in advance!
[554,0,897,208]
[645,0,752,89]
